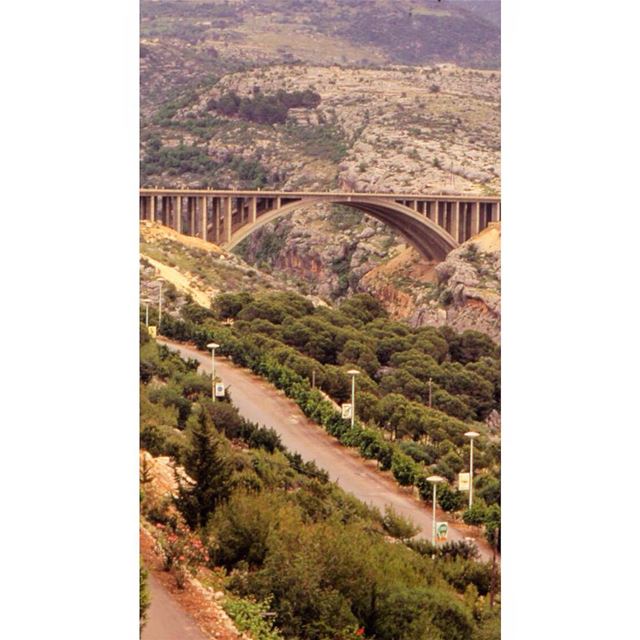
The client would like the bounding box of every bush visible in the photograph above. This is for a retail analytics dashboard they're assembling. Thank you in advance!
[391,451,419,486]
[140,562,150,632]
[382,507,419,539]
[223,596,284,640]
[463,503,488,526]
[440,558,496,596]
[437,484,465,512]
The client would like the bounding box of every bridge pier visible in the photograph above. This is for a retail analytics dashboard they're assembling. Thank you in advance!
[451,201,460,243]
[171,196,182,233]
[199,196,207,241]
[223,197,232,244]
[470,202,480,236]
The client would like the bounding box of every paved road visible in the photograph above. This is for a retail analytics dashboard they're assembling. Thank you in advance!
[142,573,209,640]
[160,338,493,561]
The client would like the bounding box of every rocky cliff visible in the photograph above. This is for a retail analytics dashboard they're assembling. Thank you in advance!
[361,223,501,341]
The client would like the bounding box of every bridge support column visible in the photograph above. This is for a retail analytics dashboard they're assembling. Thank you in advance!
[223,197,232,244]
[189,198,196,236]
[428,201,437,222]
[174,196,182,233]
[471,202,480,236]
[149,196,156,223]
[212,198,219,243]
[249,197,257,224]
[200,197,207,241]
[495,202,501,222]
[451,201,460,243]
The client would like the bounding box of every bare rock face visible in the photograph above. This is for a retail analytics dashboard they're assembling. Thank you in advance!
[485,409,501,436]
[360,224,501,341]
[235,203,400,301]
[431,227,501,340]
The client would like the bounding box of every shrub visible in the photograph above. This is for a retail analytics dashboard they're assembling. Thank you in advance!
[437,484,465,512]
[391,451,419,486]
[382,507,419,540]
[140,562,150,632]
[440,558,496,596]
[153,521,209,587]
[463,503,488,526]
[223,596,284,640]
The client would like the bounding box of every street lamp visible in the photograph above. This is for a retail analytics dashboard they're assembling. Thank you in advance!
[464,431,480,508]
[427,475,445,545]
[207,342,220,401]
[141,298,151,327]
[156,279,163,335]
[347,369,360,428]
[428,377,433,408]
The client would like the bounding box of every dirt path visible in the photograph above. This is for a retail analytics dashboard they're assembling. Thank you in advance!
[141,254,213,308]
[143,573,212,640]
[140,528,241,640]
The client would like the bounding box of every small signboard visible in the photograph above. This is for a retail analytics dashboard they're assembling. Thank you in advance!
[215,382,226,398]
[458,472,470,492]
[436,522,448,542]
[341,403,352,420]
[147,325,157,338]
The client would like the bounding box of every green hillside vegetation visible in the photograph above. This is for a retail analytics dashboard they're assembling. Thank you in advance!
[140,332,500,639]
[147,291,501,529]
[209,88,322,125]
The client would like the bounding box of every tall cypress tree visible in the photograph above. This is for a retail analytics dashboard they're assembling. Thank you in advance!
[176,407,231,529]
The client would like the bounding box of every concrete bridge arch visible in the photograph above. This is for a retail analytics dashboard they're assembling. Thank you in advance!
[226,196,458,261]
[139,189,500,262]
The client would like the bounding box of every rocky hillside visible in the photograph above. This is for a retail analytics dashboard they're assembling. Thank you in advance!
[139,220,314,317]
[140,0,501,306]
[361,223,501,340]
[141,62,500,299]
[141,0,500,112]
[140,219,500,342]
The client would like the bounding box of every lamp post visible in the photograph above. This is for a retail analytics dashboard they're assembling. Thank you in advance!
[428,377,433,408]
[207,342,220,401]
[347,369,360,428]
[157,280,163,334]
[427,475,445,545]
[464,431,480,508]
[141,298,150,327]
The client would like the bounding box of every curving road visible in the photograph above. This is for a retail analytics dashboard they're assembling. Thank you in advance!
[159,338,493,561]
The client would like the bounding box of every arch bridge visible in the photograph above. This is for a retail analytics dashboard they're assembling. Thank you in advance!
[139,189,501,261]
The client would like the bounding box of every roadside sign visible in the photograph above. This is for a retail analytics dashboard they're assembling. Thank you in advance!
[215,382,225,398]
[148,325,157,338]
[436,522,448,542]
[341,403,352,420]
[458,472,470,491]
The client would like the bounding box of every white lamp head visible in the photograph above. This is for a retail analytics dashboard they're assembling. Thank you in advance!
[464,431,480,439]
[207,342,220,350]
[347,369,360,376]
[427,475,445,484]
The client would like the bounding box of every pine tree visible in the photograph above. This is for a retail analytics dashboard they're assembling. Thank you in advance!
[176,407,231,529]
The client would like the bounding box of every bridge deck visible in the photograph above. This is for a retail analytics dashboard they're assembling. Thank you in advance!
[140,188,500,202]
